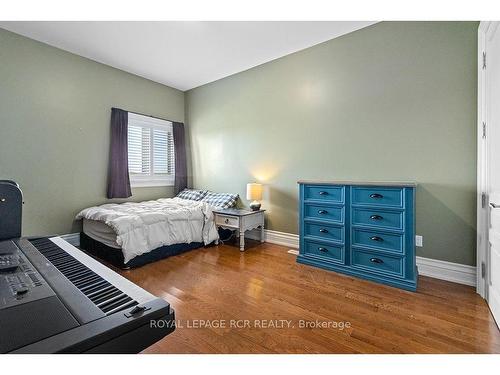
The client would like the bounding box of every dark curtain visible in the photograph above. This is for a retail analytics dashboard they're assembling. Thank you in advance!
[173,122,188,194]
[107,108,132,199]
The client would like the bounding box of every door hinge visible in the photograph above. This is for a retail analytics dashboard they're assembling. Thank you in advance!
[483,51,487,69]
[482,193,487,208]
[482,262,486,278]
[483,122,487,138]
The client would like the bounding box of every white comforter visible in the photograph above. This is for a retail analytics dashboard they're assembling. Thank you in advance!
[76,197,219,263]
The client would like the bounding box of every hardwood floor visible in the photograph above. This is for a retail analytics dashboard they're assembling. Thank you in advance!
[117,241,500,353]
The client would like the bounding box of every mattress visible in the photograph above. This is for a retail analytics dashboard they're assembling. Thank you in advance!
[82,218,120,249]
[80,232,204,269]
[76,197,219,263]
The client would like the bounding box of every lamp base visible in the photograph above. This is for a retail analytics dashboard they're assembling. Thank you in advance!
[249,201,261,211]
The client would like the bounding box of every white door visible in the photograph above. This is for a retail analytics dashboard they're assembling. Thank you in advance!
[481,22,500,326]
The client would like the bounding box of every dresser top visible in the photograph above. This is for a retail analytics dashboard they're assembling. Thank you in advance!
[297,180,417,187]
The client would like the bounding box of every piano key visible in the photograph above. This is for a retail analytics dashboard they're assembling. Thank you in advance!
[104,300,138,316]
[63,268,89,279]
[97,293,127,309]
[76,273,101,286]
[80,279,108,293]
[28,237,155,316]
[100,295,134,313]
[86,284,115,298]
[49,256,76,265]
[64,268,90,279]
[49,237,155,304]
[27,237,154,315]
[48,253,71,261]
[89,292,119,305]
[72,273,99,286]
[67,269,93,283]
[55,263,83,272]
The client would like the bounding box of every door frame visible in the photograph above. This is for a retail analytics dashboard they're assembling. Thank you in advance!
[477,21,499,299]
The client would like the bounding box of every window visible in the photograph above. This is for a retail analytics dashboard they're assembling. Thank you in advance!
[127,112,175,187]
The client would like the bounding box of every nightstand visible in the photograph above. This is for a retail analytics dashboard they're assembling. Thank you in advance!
[213,209,265,251]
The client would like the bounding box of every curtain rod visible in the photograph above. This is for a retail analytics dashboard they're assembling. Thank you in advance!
[112,107,180,124]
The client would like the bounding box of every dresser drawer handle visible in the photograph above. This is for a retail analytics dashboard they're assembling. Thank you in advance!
[318,191,328,195]
[318,247,328,253]
[369,193,383,199]
[370,215,383,220]
[370,257,384,264]
[319,228,329,233]
[318,210,328,214]
[370,236,383,242]
[224,218,230,224]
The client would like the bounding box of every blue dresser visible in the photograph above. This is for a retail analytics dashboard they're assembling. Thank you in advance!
[297,181,417,291]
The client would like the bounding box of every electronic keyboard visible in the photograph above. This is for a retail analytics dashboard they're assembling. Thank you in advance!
[0,236,175,353]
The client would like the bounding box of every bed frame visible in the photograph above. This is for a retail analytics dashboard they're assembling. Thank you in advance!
[80,232,205,269]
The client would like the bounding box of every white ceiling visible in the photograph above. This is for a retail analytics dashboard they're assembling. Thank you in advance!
[0,21,376,91]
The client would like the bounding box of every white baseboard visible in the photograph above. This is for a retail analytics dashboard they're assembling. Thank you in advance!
[245,228,299,248]
[247,229,477,287]
[415,256,476,286]
[61,229,477,287]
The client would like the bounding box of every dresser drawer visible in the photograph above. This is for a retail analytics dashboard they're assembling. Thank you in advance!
[215,214,239,228]
[352,208,403,231]
[303,239,344,263]
[351,248,404,277]
[304,222,343,243]
[352,228,404,254]
[304,185,344,203]
[304,203,344,224]
[352,187,403,208]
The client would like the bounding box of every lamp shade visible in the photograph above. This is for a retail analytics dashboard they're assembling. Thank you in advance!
[246,183,263,201]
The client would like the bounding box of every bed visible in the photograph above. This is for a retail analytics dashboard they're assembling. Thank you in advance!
[76,189,238,269]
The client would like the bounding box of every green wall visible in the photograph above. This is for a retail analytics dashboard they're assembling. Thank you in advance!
[0,29,184,236]
[186,22,478,265]
[0,23,478,265]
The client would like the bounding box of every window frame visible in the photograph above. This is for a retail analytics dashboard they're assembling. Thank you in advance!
[127,112,175,188]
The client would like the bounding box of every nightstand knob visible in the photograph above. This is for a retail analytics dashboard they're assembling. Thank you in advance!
[225,218,229,224]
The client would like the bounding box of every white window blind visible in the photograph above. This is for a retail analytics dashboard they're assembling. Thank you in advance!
[127,113,175,187]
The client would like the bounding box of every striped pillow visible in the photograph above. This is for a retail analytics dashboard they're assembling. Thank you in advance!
[202,191,239,209]
[176,188,208,201]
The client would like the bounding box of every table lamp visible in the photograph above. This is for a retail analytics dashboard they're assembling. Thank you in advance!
[246,183,263,211]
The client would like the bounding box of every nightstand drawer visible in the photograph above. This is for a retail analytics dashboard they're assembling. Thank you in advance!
[215,214,239,228]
